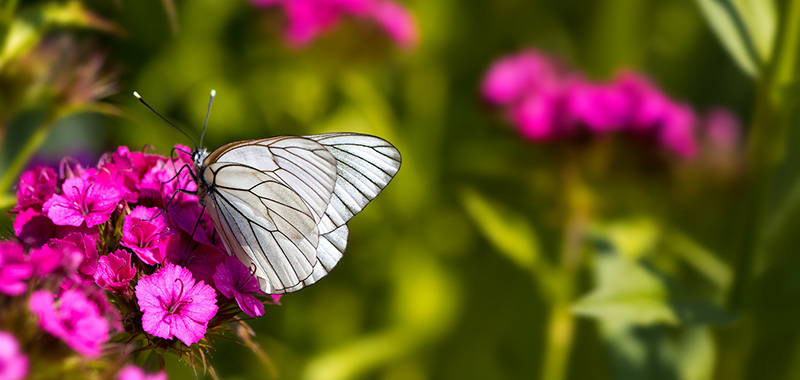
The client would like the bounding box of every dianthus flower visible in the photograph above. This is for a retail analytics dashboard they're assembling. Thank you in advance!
[135,264,218,346]
[213,255,264,317]
[120,206,172,266]
[43,174,123,228]
[94,249,137,293]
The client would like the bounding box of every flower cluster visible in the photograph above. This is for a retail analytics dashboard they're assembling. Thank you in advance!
[482,49,740,159]
[1,146,279,379]
[253,0,417,48]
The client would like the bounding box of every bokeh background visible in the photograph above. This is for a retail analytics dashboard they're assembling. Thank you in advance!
[2,0,800,379]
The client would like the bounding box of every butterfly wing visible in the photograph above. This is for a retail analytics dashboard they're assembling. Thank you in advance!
[201,133,401,293]
[201,137,338,293]
[299,133,402,287]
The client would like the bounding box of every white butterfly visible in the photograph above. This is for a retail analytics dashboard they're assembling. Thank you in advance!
[135,90,401,294]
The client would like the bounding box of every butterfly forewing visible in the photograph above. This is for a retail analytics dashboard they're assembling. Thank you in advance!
[307,133,402,235]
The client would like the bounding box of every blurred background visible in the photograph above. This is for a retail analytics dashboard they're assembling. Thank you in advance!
[2,0,800,379]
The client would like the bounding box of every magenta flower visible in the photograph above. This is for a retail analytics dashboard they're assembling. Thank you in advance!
[255,0,417,48]
[213,255,264,317]
[135,264,218,346]
[659,104,698,158]
[139,159,197,208]
[566,80,634,132]
[13,208,56,248]
[46,232,99,279]
[117,365,167,380]
[511,89,563,141]
[43,175,123,228]
[0,331,28,380]
[94,249,137,293]
[481,48,725,159]
[120,206,172,266]
[29,289,110,357]
[482,50,561,105]
[13,166,57,212]
[0,241,32,296]
[369,0,417,48]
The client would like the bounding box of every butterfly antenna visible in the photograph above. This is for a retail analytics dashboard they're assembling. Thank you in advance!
[200,89,215,149]
[133,91,199,149]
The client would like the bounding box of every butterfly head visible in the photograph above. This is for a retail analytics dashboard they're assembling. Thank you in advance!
[191,148,210,179]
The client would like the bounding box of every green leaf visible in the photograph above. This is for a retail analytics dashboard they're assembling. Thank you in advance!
[573,238,735,326]
[695,0,763,76]
[733,0,777,63]
[458,188,540,270]
[573,253,677,325]
[591,217,659,260]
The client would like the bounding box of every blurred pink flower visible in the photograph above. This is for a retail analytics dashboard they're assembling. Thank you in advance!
[659,104,698,159]
[482,50,560,105]
[94,249,136,293]
[47,232,99,279]
[511,90,562,141]
[29,289,110,358]
[370,0,417,48]
[482,49,724,159]
[120,206,172,266]
[566,80,633,132]
[213,255,264,317]
[0,241,32,296]
[0,331,28,380]
[703,108,741,151]
[43,175,123,228]
[13,166,57,213]
[135,264,218,346]
[255,0,417,48]
[117,365,167,380]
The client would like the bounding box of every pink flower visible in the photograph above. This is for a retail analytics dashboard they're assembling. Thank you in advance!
[0,241,32,296]
[13,166,57,212]
[213,255,264,317]
[256,0,417,48]
[29,289,110,357]
[135,264,218,346]
[566,80,633,132]
[94,249,137,293]
[703,108,741,151]
[139,159,197,208]
[659,104,698,158]
[13,208,56,248]
[511,89,563,141]
[369,1,417,48]
[117,365,167,380]
[120,206,172,266]
[482,50,560,105]
[0,331,28,380]
[43,175,123,228]
[45,232,99,278]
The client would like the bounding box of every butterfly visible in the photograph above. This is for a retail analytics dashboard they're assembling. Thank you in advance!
[135,90,401,294]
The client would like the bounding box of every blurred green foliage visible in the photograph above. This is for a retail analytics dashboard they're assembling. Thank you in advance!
[3,0,800,379]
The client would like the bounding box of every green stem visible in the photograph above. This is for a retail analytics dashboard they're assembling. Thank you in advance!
[726,0,800,311]
[541,158,588,380]
[0,113,57,201]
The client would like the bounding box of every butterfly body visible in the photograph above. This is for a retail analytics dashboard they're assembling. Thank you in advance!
[191,133,400,294]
